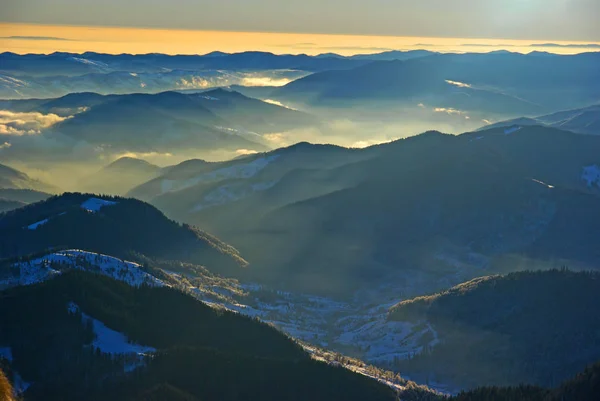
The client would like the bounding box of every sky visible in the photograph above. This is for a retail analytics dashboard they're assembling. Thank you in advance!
[1,0,599,55]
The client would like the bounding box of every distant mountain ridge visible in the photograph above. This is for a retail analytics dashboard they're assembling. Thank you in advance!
[0,50,435,77]
[1,90,317,157]
[77,157,163,195]
[480,104,600,135]
[0,163,57,193]
[273,52,600,115]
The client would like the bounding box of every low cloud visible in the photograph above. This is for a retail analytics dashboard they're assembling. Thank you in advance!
[434,107,467,116]
[241,76,294,87]
[235,149,259,156]
[115,151,173,160]
[0,110,70,136]
[351,139,391,148]
[0,141,11,149]
[263,99,298,110]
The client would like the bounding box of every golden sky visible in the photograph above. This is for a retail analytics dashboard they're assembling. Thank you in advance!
[1,23,600,56]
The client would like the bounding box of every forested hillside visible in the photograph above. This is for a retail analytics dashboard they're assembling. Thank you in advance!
[389,269,600,389]
[0,272,397,401]
[0,193,246,274]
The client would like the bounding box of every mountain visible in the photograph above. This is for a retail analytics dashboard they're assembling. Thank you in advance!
[0,51,379,99]
[388,270,600,389]
[0,69,309,99]
[349,50,436,61]
[128,141,368,204]
[447,361,600,401]
[77,157,163,195]
[0,199,25,213]
[130,126,600,297]
[0,163,57,193]
[481,104,600,135]
[274,52,600,115]
[2,90,317,156]
[0,271,398,401]
[0,193,246,275]
[0,189,51,204]
[0,189,51,213]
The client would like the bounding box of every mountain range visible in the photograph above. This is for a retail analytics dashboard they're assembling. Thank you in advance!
[273,52,600,115]
[124,125,600,296]
[0,50,439,99]
[480,104,600,135]
[0,163,56,193]
[0,89,318,161]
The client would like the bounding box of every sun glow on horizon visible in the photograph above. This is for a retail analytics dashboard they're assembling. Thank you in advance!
[1,23,599,56]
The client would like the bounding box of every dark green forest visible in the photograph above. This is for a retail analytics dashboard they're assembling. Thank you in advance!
[0,193,246,273]
[0,271,396,401]
[389,269,600,389]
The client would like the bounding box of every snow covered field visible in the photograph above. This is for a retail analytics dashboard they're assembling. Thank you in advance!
[2,250,165,288]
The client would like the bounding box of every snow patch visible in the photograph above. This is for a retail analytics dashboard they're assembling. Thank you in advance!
[199,95,219,100]
[67,57,109,69]
[26,218,49,230]
[531,178,554,189]
[504,126,522,135]
[582,165,600,188]
[81,197,118,212]
[445,80,471,88]
[6,250,165,288]
[0,346,13,361]
[84,312,155,355]
[191,180,278,212]
[68,302,155,368]
[160,155,280,194]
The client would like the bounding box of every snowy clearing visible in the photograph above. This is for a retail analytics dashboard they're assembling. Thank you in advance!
[0,346,13,361]
[531,178,554,189]
[81,197,118,212]
[582,165,600,188]
[5,250,165,288]
[160,155,280,194]
[504,126,522,135]
[69,302,156,355]
[26,218,49,230]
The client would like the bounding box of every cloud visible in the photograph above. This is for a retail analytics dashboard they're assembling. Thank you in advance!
[115,151,173,160]
[0,36,74,41]
[319,46,394,52]
[434,107,467,116]
[459,43,516,48]
[263,99,298,110]
[241,76,294,87]
[0,110,70,136]
[275,42,317,47]
[263,132,287,145]
[531,43,600,48]
[0,142,11,149]
[351,139,391,148]
[235,149,258,156]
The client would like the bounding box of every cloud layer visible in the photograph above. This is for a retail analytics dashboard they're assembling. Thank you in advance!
[0,110,70,136]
